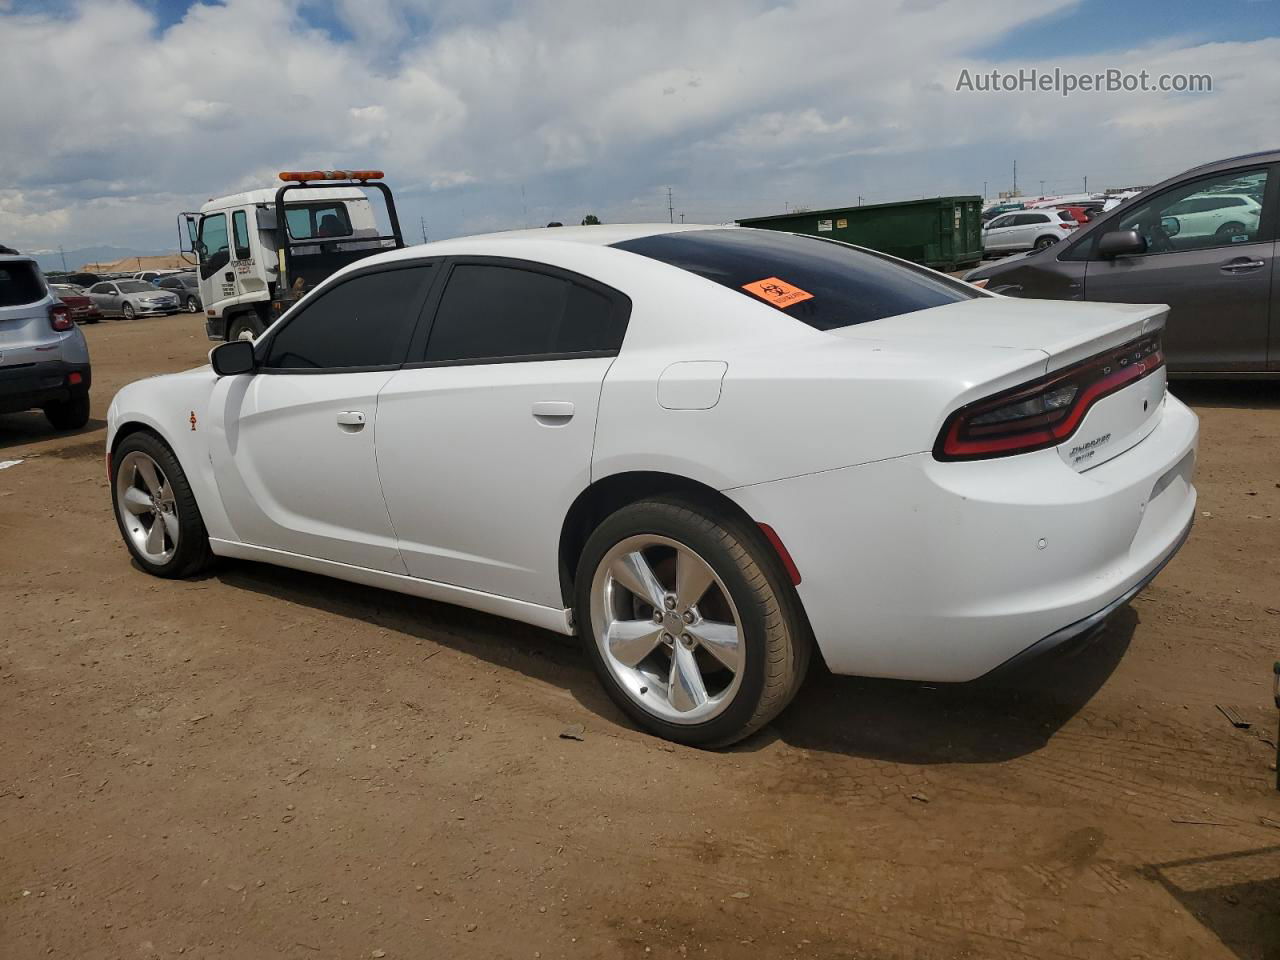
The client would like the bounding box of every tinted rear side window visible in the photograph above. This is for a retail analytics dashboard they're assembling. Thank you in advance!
[424,264,626,362]
[612,229,979,330]
[263,266,433,370]
[0,262,44,307]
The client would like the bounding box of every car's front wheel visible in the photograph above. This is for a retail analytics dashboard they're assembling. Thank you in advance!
[111,432,214,578]
[1033,235,1057,251]
[121,302,136,320]
[575,497,810,747]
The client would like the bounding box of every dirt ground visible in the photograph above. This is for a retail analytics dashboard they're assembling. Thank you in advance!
[2,313,1278,960]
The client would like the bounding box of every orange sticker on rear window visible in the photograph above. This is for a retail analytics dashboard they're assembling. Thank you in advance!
[741,277,814,309]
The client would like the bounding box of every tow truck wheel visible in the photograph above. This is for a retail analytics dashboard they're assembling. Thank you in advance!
[228,315,264,342]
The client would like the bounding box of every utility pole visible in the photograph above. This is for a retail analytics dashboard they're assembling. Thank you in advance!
[982,180,988,200]
[419,217,428,243]
[784,202,790,213]
[1039,179,1045,196]
[679,212,685,223]
[521,185,527,226]
[1083,175,1088,193]
[857,196,864,206]
[667,187,674,224]
[1012,160,1017,195]
[59,245,67,273]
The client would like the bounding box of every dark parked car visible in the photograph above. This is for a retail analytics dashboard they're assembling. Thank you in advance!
[966,150,1280,374]
[154,272,202,313]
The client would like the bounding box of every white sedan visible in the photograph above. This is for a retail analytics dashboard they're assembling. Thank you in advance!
[106,225,1198,746]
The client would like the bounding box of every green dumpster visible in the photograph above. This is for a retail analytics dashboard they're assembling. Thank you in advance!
[737,196,984,272]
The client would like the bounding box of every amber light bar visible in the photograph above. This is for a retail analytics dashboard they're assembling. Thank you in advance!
[278,169,385,182]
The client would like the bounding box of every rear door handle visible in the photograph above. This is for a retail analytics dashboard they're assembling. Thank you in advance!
[1220,258,1265,273]
[336,411,366,430]
[532,401,575,423]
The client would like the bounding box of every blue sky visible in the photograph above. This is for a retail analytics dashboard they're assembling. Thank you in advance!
[981,0,1279,57]
[2,0,1279,254]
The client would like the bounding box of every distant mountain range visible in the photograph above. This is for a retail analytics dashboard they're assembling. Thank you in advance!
[17,246,172,273]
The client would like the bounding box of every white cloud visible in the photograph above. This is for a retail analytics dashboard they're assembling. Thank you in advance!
[0,0,1277,249]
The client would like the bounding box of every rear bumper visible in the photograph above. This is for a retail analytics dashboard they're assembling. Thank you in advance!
[979,513,1193,680]
[0,361,91,414]
[726,395,1199,682]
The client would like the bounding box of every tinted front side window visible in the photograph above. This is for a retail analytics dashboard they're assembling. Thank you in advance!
[263,266,433,370]
[232,210,251,259]
[612,229,979,331]
[424,264,626,362]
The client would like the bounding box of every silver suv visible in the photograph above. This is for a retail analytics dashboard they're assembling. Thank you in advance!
[0,254,92,429]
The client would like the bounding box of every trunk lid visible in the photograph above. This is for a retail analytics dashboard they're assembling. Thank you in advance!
[837,297,1169,472]
[832,296,1166,369]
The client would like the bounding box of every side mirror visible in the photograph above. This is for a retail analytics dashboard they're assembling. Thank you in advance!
[210,339,257,376]
[1160,216,1181,237]
[1097,229,1147,258]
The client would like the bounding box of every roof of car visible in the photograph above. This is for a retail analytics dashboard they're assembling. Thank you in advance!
[440,223,726,247]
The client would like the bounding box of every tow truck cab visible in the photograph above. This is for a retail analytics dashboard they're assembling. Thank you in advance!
[185,171,404,342]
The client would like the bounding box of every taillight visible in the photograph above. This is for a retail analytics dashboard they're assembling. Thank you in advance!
[49,303,73,331]
[935,333,1164,461]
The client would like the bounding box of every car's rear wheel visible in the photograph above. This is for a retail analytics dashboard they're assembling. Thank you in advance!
[1215,221,1246,239]
[1033,235,1056,251]
[112,432,213,578]
[121,302,136,320]
[575,497,810,748]
[186,297,200,313]
[44,394,90,430]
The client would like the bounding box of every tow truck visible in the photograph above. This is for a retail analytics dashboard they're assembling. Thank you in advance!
[180,170,404,341]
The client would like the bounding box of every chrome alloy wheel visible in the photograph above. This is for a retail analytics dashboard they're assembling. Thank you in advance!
[114,450,179,564]
[590,535,745,725]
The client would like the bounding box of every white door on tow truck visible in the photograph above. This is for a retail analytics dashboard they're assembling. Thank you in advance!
[207,262,438,572]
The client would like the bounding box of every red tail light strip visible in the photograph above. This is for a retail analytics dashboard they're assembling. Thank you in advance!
[935,334,1164,461]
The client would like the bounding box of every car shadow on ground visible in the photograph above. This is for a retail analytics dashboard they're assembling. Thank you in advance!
[0,414,106,452]
[1168,380,1280,411]
[212,559,1134,765]
[755,609,1135,763]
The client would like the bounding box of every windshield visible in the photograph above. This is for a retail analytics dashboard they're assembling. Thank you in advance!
[118,280,158,293]
[612,228,981,330]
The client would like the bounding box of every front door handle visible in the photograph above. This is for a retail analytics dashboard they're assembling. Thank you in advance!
[1220,258,1265,273]
[532,401,575,424]
[336,411,366,430]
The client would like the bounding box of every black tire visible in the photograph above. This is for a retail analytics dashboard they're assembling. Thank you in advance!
[44,393,90,430]
[574,496,811,748]
[121,302,135,320]
[227,313,264,341]
[1033,235,1056,251]
[186,297,200,314]
[111,431,214,578]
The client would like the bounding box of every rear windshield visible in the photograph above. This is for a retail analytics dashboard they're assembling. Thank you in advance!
[0,261,44,307]
[611,229,980,330]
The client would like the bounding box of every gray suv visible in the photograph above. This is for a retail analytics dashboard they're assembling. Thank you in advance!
[0,254,92,429]
[966,150,1279,374]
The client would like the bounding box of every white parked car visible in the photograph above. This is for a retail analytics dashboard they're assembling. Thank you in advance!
[982,210,1078,254]
[1156,192,1262,242]
[105,225,1197,746]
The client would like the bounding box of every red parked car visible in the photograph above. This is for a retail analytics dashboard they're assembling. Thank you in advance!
[50,283,103,323]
